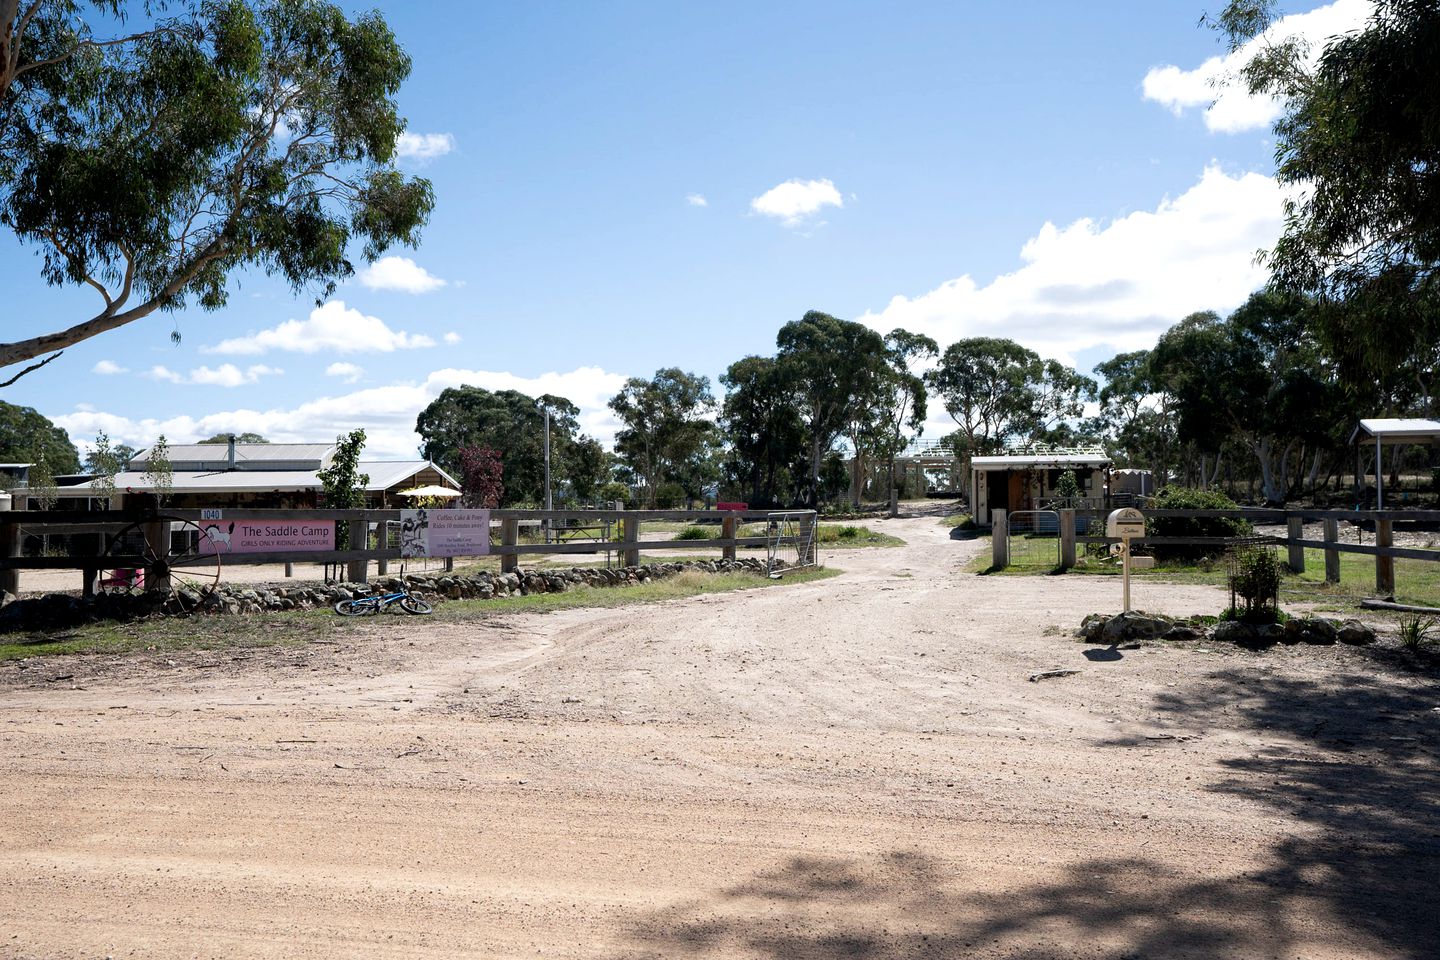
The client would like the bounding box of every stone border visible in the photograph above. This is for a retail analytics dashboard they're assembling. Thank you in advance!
[0,558,787,632]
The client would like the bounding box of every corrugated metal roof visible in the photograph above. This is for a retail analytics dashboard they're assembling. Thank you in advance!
[971,453,1112,468]
[58,460,456,495]
[1353,418,1440,442]
[130,443,335,470]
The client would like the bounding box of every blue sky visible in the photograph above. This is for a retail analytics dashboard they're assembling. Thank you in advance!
[0,0,1373,458]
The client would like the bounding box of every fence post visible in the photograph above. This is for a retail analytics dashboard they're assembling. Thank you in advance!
[500,518,520,573]
[621,513,642,567]
[1059,509,1076,570]
[991,509,1009,570]
[143,519,171,593]
[346,514,369,583]
[1375,518,1395,596]
[1286,515,1305,573]
[722,514,737,562]
[0,515,18,598]
[1323,519,1340,583]
[284,562,294,579]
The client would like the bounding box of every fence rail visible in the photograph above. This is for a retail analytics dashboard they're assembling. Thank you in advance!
[990,506,1435,597]
[0,508,818,596]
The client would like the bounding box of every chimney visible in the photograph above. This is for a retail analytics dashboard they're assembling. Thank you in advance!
[227,434,237,470]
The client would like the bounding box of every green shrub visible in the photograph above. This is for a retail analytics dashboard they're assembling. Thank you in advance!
[673,526,711,541]
[1399,615,1437,651]
[1056,470,1080,499]
[1228,547,1283,620]
[597,481,631,505]
[654,481,687,509]
[1148,486,1252,561]
[837,525,861,539]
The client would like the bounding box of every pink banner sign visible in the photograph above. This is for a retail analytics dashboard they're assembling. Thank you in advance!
[198,519,335,554]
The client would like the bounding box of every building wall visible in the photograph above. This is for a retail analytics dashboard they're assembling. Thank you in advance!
[972,466,1108,525]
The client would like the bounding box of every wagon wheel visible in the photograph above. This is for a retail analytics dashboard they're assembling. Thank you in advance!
[101,517,223,613]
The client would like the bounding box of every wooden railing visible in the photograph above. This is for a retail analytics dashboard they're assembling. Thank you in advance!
[0,508,817,596]
[990,506,1440,596]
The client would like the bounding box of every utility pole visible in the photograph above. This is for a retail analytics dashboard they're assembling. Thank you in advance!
[543,406,552,543]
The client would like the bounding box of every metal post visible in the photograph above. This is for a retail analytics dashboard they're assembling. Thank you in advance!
[991,509,1008,570]
[1122,536,1132,613]
[1376,518,1395,596]
[1323,518,1340,583]
[1059,509,1076,570]
[1376,436,1384,509]
[1286,515,1305,572]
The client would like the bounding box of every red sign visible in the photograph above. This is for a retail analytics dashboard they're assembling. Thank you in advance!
[716,502,748,511]
[198,519,335,554]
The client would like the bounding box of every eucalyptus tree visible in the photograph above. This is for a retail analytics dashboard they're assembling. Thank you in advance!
[608,369,715,507]
[719,355,804,507]
[863,329,936,515]
[0,0,434,385]
[1209,0,1440,405]
[775,311,887,506]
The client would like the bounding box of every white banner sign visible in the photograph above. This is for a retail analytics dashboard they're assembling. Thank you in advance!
[400,508,491,558]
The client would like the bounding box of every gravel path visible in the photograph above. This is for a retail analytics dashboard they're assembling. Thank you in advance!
[0,515,1435,959]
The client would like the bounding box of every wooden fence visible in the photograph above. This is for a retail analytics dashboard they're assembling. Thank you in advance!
[990,506,1440,596]
[0,508,818,596]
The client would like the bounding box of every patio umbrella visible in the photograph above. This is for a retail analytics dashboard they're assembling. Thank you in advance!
[397,484,462,499]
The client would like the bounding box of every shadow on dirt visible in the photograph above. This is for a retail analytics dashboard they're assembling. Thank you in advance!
[615,659,1438,959]
[1146,665,1440,957]
[615,849,1315,958]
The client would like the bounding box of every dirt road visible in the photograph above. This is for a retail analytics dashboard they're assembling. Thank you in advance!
[1,515,1436,958]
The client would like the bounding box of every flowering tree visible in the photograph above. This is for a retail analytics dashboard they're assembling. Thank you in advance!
[459,446,503,509]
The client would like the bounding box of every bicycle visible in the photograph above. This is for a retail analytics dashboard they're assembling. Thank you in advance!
[333,586,434,616]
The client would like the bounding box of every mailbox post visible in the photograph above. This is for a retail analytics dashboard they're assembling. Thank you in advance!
[1106,507,1147,613]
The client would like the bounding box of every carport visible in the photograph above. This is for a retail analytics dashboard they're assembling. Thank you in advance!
[1349,418,1440,508]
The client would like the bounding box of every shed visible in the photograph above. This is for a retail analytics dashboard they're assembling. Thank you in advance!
[971,446,1111,526]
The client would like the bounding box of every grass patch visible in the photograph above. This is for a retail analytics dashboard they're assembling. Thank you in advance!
[672,525,712,540]
[939,512,974,529]
[0,609,338,662]
[432,566,840,618]
[0,568,841,661]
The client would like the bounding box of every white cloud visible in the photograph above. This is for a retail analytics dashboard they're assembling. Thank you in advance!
[146,364,282,387]
[325,361,364,383]
[91,360,127,375]
[685,193,708,207]
[750,178,843,226]
[53,366,630,461]
[858,165,1286,367]
[1143,0,1372,133]
[395,132,455,161]
[443,331,462,344]
[204,300,437,355]
[357,256,447,294]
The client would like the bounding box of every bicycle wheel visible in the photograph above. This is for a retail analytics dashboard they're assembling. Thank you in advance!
[399,595,434,615]
[334,598,376,616]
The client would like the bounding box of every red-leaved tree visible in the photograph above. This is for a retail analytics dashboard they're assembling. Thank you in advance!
[459,446,504,508]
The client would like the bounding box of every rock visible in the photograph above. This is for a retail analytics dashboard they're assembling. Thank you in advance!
[1162,625,1205,642]
[1285,618,1338,645]
[1213,620,1252,645]
[1338,620,1377,645]
[1101,612,1170,644]
[1077,613,1108,641]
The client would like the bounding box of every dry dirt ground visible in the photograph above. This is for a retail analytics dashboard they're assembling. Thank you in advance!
[1,514,1437,959]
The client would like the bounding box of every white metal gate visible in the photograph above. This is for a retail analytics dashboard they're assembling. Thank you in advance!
[1006,509,1061,568]
[765,512,816,577]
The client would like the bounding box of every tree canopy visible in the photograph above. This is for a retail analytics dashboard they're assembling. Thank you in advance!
[0,0,434,384]
[609,368,715,507]
[0,399,80,472]
[415,386,588,506]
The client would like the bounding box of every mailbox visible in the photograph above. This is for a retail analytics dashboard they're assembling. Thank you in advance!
[1106,507,1146,539]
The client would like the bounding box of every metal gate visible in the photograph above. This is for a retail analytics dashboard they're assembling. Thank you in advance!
[1006,509,1061,568]
[765,512,817,577]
